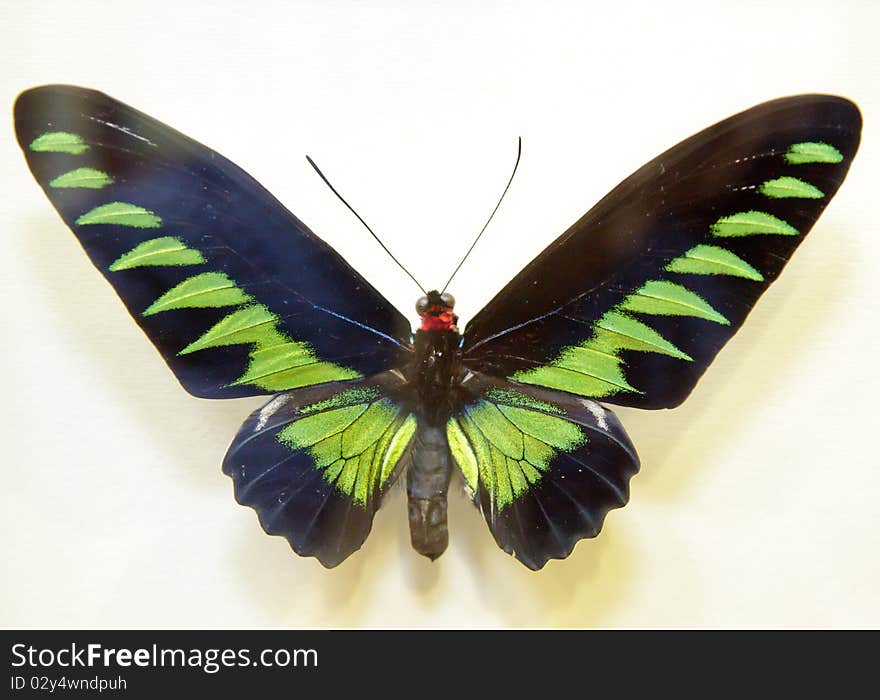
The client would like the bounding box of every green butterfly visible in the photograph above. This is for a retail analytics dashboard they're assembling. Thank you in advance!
[15,86,860,568]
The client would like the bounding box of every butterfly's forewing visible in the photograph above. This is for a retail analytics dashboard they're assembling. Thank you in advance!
[463,95,861,409]
[223,372,416,567]
[447,375,638,569]
[14,85,412,399]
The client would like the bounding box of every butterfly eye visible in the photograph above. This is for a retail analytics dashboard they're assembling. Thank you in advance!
[439,292,455,308]
[415,296,430,314]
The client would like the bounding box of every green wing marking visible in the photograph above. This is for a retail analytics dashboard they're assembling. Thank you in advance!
[447,389,585,510]
[591,312,691,359]
[278,391,416,504]
[76,202,162,228]
[143,272,253,316]
[508,139,837,401]
[785,141,843,165]
[512,345,638,398]
[446,419,479,490]
[179,304,283,353]
[29,131,88,154]
[759,176,824,199]
[177,304,360,390]
[108,237,206,270]
[619,280,729,324]
[711,210,799,237]
[49,167,113,189]
[512,308,692,399]
[231,343,318,387]
[299,386,383,414]
[665,244,764,281]
[483,387,564,414]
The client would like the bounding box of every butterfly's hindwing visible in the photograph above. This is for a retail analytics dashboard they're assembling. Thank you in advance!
[223,372,416,567]
[15,85,412,399]
[463,96,861,409]
[447,376,639,569]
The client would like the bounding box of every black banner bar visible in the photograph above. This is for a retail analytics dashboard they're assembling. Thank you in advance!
[2,630,874,696]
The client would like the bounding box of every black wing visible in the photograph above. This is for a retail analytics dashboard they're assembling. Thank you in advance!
[15,85,411,399]
[223,373,416,567]
[462,95,861,409]
[447,376,639,569]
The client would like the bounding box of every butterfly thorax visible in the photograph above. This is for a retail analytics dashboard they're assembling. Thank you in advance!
[408,328,462,424]
[418,307,457,332]
[410,290,461,424]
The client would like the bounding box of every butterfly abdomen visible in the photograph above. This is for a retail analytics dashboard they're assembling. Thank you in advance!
[405,424,453,560]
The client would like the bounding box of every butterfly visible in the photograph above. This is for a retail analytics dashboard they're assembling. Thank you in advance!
[15,86,861,570]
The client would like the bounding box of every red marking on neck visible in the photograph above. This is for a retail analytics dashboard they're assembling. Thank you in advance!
[419,306,457,332]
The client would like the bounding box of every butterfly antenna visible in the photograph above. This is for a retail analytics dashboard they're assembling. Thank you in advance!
[440,137,522,294]
[306,155,427,295]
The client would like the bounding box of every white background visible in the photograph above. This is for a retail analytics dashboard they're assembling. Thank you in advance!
[2,0,878,628]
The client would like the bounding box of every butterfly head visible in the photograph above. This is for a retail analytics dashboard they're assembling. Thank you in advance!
[416,290,458,332]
